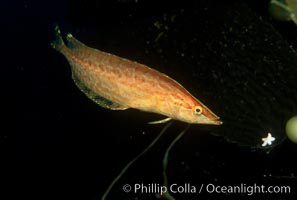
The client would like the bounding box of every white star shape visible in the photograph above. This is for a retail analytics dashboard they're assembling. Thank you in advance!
[262,133,275,147]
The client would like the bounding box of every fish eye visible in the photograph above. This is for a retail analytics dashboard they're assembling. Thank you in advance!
[194,106,203,115]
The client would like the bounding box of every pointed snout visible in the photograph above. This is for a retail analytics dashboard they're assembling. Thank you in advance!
[196,114,223,125]
[210,117,223,125]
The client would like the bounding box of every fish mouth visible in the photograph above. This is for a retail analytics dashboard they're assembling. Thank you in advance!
[212,118,223,125]
[202,116,223,125]
[203,108,223,125]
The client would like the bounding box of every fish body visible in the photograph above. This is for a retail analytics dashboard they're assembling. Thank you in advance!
[52,26,222,125]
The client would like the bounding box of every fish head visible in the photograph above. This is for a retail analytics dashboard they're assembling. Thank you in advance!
[177,98,222,125]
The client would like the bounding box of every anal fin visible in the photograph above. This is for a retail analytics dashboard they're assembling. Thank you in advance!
[72,72,128,110]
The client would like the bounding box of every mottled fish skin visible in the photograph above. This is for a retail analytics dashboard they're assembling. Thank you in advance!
[52,26,222,125]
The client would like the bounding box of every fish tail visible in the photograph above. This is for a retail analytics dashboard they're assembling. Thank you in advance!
[51,25,66,52]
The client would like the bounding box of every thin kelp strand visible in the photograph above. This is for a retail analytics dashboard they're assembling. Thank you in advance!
[101,122,173,200]
[157,124,190,200]
[163,124,190,185]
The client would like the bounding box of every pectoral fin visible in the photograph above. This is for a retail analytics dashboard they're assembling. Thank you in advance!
[148,117,172,124]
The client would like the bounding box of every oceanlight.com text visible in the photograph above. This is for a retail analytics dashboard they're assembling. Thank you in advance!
[122,183,291,196]
[205,183,291,195]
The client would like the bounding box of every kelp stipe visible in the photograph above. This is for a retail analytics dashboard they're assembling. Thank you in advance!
[156,124,190,200]
[101,122,173,200]
[269,0,297,25]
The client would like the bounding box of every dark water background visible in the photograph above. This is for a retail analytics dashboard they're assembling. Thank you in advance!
[2,0,297,199]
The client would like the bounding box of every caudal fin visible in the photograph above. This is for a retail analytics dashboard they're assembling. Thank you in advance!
[51,25,66,52]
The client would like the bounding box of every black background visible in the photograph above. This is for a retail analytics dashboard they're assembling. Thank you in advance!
[2,0,297,199]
